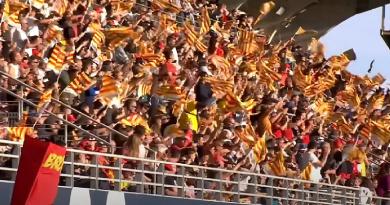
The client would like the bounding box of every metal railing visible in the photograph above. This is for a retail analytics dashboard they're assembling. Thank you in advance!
[0,140,388,205]
[0,71,135,148]
[0,86,111,147]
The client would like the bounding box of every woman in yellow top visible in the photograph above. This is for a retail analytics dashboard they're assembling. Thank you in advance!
[348,142,369,177]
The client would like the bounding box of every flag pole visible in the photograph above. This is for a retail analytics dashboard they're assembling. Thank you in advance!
[32,102,50,129]
[267,29,278,44]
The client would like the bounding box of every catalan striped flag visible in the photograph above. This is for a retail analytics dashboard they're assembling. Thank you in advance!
[53,0,68,16]
[2,0,28,27]
[367,93,385,112]
[111,0,135,12]
[98,156,115,183]
[203,76,233,98]
[199,7,211,35]
[260,61,282,82]
[156,85,185,101]
[95,50,113,65]
[372,74,385,85]
[137,82,152,98]
[32,0,45,9]
[239,29,255,55]
[183,23,207,53]
[223,91,256,113]
[267,151,286,176]
[68,72,94,94]
[359,124,372,139]
[6,127,34,142]
[310,97,334,117]
[120,114,151,132]
[253,137,267,163]
[337,85,361,108]
[37,89,53,113]
[152,0,181,14]
[47,42,67,73]
[336,121,353,135]
[140,53,166,68]
[208,55,233,80]
[88,23,105,51]
[300,163,313,181]
[293,67,312,92]
[44,24,63,44]
[159,13,175,31]
[99,75,118,98]
[103,27,140,48]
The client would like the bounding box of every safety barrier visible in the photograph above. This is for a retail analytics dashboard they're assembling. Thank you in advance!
[0,139,388,205]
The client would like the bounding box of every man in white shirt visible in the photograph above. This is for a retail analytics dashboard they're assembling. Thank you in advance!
[10,18,29,50]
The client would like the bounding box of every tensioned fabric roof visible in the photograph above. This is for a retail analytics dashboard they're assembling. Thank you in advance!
[222,0,389,43]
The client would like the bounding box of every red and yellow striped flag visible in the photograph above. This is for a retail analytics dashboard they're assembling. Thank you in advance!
[359,124,372,139]
[51,0,68,16]
[47,42,67,73]
[140,53,166,68]
[6,127,34,142]
[37,89,53,112]
[44,24,64,43]
[68,72,94,94]
[47,41,74,73]
[152,0,181,14]
[183,23,207,53]
[310,97,334,118]
[89,23,105,50]
[103,27,140,48]
[203,76,233,98]
[199,7,211,35]
[239,29,256,55]
[120,114,151,132]
[32,0,45,9]
[253,137,267,163]
[208,55,233,80]
[111,0,135,12]
[234,126,256,146]
[3,0,28,27]
[99,75,118,98]
[268,151,286,176]
[137,82,152,97]
[300,163,313,181]
[156,85,185,101]
[372,74,385,85]
[223,91,256,113]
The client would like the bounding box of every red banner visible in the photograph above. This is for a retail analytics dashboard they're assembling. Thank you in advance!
[11,138,66,205]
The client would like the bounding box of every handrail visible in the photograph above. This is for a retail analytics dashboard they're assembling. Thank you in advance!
[0,138,358,191]
[1,139,388,205]
[0,86,111,146]
[0,71,131,145]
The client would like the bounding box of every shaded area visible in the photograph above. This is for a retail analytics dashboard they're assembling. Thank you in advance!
[222,0,388,43]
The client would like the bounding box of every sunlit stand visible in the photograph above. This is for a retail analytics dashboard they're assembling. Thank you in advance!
[381,4,390,49]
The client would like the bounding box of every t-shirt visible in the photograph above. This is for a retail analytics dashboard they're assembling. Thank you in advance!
[308,152,323,182]
[8,63,20,79]
[302,134,310,145]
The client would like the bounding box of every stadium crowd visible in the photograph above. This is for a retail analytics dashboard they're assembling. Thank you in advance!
[0,0,389,203]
